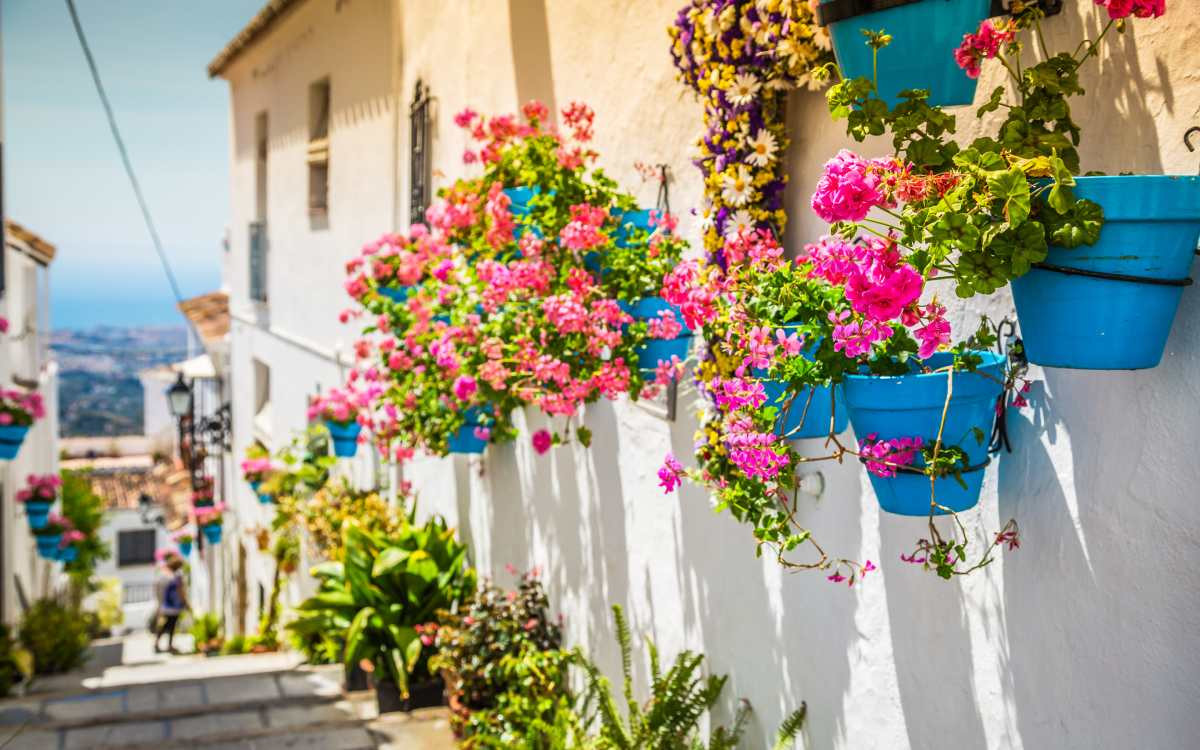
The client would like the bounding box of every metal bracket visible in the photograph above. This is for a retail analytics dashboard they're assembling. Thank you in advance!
[989,0,1063,19]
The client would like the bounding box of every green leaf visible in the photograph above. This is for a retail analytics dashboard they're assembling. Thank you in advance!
[987,168,1031,224]
[343,606,376,668]
[371,547,412,578]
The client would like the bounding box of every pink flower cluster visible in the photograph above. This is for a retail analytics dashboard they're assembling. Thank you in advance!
[0,388,46,426]
[559,204,609,252]
[810,150,899,223]
[307,386,370,425]
[725,417,789,480]
[60,529,85,548]
[658,453,685,493]
[859,434,924,478]
[16,474,61,503]
[662,260,720,330]
[954,19,1017,79]
[240,457,272,481]
[194,503,227,526]
[171,528,194,543]
[1094,0,1165,19]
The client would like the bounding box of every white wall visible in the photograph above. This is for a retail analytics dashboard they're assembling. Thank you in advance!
[94,507,169,630]
[221,0,396,634]
[1,242,59,625]
[217,1,1200,747]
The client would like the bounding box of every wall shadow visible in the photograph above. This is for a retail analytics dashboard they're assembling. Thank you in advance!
[507,0,557,115]
[671,426,864,747]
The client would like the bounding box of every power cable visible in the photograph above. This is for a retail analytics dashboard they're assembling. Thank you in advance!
[63,0,199,339]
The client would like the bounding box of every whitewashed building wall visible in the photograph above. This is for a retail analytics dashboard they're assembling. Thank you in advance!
[216,1,1200,747]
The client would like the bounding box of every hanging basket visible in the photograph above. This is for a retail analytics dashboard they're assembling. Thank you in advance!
[34,532,63,559]
[201,523,223,545]
[178,540,193,559]
[23,500,53,531]
[585,208,652,274]
[258,492,274,505]
[1012,175,1200,370]
[448,406,491,455]
[759,377,849,440]
[843,351,1004,516]
[0,425,30,460]
[816,0,991,107]
[325,420,363,458]
[620,297,693,374]
[58,546,79,564]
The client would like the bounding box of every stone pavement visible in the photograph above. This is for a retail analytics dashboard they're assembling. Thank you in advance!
[0,636,454,749]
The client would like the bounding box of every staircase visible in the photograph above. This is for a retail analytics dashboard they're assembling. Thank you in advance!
[0,650,454,749]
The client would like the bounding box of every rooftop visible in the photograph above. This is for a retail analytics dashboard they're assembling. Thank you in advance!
[207,0,305,78]
[4,219,57,264]
[178,291,230,346]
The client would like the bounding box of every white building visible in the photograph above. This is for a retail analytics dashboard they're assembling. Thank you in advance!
[208,3,1200,748]
[1,220,61,625]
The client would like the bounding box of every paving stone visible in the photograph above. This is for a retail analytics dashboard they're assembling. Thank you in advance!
[277,671,342,699]
[170,708,263,740]
[265,702,356,728]
[42,690,126,721]
[252,725,375,750]
[0,728,59,750]
[205,674,282,705]
[158,682,206,710]
[64,719,165,748]
[124,685,161,713]
[373,710,456,750]
[0,699,44,726]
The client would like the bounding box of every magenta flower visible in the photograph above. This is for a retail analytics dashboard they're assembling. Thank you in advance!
[658,454,685,493]
[531,429,552,455]
[810,150,895,223]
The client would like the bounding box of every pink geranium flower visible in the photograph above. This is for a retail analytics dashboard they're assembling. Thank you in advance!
[531,429,552,455]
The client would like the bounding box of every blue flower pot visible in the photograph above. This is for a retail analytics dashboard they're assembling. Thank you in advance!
[843,351,1004,516]
[34,532,62,559]
[325,420,362,458]
[586,209,654,274]
[379,285,415,304]
[448,406,491,454]
[258,492,273,504]
[249,480,262,493]
[178,540,193,558]
[24,500,53,530]
[1012,175,1200,370]
[620,297,693,374]
[759,378,849,439]
[201,523,223,545]
[58,546,78,563]
[821,0,990,107]
[0,425,30,460]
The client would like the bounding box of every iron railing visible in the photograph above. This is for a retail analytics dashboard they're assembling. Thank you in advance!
[410,80,432,224]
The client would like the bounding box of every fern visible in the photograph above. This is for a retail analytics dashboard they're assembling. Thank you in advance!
[772,704,807,750]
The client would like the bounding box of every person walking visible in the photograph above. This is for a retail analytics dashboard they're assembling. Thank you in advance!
[153,554,189,654]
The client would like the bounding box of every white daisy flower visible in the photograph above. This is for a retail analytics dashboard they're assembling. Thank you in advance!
[726,73,761,106]
[724,209,756,240]
[721,166,754,207]
[746,129,779,168]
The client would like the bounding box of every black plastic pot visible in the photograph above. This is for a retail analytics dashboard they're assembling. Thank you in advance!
[345,662,369,692]
[374,677,444,714]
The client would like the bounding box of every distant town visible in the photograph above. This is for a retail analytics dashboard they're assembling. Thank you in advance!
[52,326,189,437]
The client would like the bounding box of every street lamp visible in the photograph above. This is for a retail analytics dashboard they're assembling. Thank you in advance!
[166,374,193,419]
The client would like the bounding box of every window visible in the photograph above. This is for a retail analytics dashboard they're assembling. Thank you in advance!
[117,529,157,566]
[409,80,432,224]
[307,78,330,215]
[253,359,272,442]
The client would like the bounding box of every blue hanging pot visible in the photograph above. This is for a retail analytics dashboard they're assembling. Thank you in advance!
[448,406,491,455]
[34,532,63,559]
[587,208,655,274]
[58,545,79,563]
[0,425,30,460]
[325,420,362,458]
[817,0,990,107]
[23,500,53,530]
[843,351,1004,516]
[378,285,415,304]
[620,297,693,375]
[753,328,848,440]
[201,523,223,545]
[249,480,262,493]
[1011,175,1200,370]
[178,540,193,558]
[258,492,274,504]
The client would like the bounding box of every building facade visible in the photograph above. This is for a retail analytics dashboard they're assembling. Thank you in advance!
[1,220,61,625]
[210,2,1200,748]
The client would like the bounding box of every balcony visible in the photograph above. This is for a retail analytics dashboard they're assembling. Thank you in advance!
[248,220,267,303]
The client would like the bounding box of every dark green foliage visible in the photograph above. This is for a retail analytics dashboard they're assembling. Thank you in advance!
[0,625,29,697]
[19,597,90,675]
[59,470,111,589]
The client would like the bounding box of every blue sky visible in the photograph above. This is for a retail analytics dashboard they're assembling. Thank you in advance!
[4,0,261,329]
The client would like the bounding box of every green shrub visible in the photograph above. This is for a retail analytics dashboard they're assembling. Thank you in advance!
[431,572,563,738]
[190,612,223,654]
[458,646,582,748]
[0,625,33,697]
[221,635,247,656]
[289,516,475,696]
[19,597,90,675]
[59,470,111,590]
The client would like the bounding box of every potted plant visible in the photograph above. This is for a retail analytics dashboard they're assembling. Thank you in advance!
[33,513,68,559]
[430,569,563,739]
[308,387,368,458]
[195,505,225,545]
[241,448,275,503]
[172,528,194,559]
[292,516,475,713]
[815,0,991,106]
[192,482,215,508]
[823,2,1184,370]
[56,530,84,563]
[0,388,44,460]
[16,474,60,530]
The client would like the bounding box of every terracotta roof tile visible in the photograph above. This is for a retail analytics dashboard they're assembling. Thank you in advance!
[207,0,307,78]
[4,220,56,263]
[178,291,230,345]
